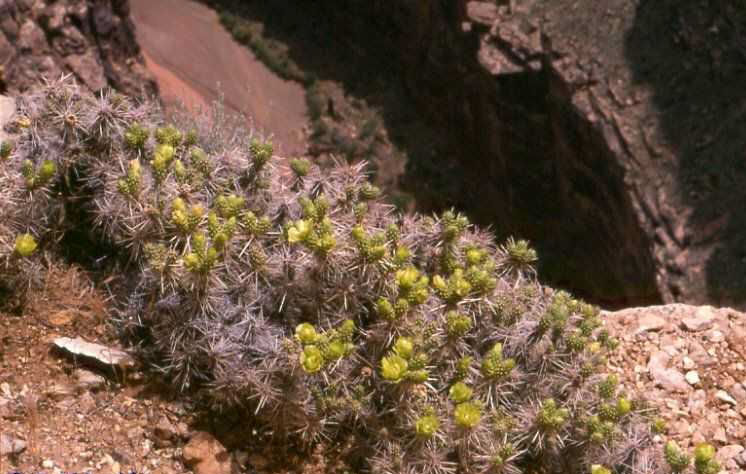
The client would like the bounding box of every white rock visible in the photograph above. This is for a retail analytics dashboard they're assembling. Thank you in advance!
[0,95,15,143]
[716,390,738,406]
[42,459,55,469]
[53,337,136,368]
[682,356,696,370]
[685,371,700,386]
[0,382,10,398]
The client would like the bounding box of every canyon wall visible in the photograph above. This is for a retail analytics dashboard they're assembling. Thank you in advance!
[0,0,155,97]
[294,0,746,308]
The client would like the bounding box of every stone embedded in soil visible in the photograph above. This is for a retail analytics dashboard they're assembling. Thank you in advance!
[717,444,745,463]
[182,431,233,474]
[727,326,746,359]
[731,383,746,403]
[681,306,716,332]
[74,368,106,391]
[685,370,700,386]
[153,416,182,448]
[0,433,27,455]
[633,313,667,334]
[648,351,691,393]
[716,390,738,406]
[46,382,76,400]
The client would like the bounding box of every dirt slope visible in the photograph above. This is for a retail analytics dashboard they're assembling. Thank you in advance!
[129,0,308,156]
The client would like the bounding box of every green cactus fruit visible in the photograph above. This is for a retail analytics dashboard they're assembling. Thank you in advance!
[249,138,273,169]
[38,160,56,184]
[287,219,311,244]
[406,369,429,383]
[481,343,515,379]
[358,182,381,201]
[155,125,182,146]
[506,238,538,266]
[598,374,619,399]
[376,298,396,321]
[446,311,472,338]
[537,399,569,432]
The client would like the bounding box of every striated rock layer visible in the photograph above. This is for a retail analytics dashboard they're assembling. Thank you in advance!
[287,0,746,309]
[0,0,155,97]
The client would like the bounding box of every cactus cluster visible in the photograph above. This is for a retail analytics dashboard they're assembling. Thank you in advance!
[0,78,716,474]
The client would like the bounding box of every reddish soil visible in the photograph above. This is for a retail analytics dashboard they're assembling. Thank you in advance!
[0,265,342,474]
[129,0,308,157]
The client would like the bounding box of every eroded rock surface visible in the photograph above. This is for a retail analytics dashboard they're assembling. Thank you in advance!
[0,0,155,97]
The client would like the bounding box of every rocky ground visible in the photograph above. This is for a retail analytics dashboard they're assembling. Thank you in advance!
[0,265,341,474]
[1,264,744,473]
[605,305,746,473]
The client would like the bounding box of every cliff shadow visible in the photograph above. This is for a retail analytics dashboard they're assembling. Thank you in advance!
[625,0,746,305]
[195,0,666,308]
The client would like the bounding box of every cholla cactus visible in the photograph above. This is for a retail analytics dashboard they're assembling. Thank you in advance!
[0,78,690,474]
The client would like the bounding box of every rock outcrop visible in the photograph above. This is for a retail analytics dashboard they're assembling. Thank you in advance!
[264,0,746,309]
[0,0,155,97]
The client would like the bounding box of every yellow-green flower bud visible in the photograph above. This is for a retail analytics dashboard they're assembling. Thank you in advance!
[454,402,481,429]
[694,444,715,464]
[590,465,611,474]
[295,323,318,344]
[393,337,414,359]
[694,443,719,474]
[616,397,632,417]
[287,219,310,243]
[396,267,420,291]
[300,345,323,373]
[14,234,37,257]
[381,354,408,382]
[449,382,472,403]
[324,339,348,360]
[415,414,440,438]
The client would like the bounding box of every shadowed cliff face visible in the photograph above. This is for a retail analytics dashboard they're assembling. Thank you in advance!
[200,0,746,309]
[625,0,746,306]
[199,0,661,308]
